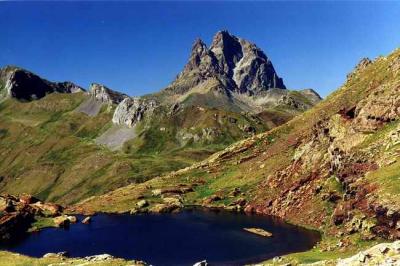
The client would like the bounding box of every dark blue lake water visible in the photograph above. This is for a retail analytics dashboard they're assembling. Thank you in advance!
[1,209,320,265]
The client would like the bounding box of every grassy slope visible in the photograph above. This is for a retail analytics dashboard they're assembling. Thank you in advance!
[79,49,400,263]
[0,93,197,204]
[0,88,296,205]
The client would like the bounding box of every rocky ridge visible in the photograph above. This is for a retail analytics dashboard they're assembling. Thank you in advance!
[0,66,84,101]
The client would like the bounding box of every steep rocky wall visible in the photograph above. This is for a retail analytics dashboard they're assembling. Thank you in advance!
[112,97,157,128]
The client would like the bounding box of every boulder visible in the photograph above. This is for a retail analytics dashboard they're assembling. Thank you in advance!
[152,189,162,197]
[149,203,180,213]
[203,195,222,205]
[53,216,70,228]
[82,216,91,224]
[136,200,149,209]
[84,254,114,262]
[43,251,69,258]
[234,197,247,207]
[162,197,183,208]
[193,260,208,266]
[243,227,273,237]
[67,216,77,223]
[130,207,139,215]
[34,202,62,217]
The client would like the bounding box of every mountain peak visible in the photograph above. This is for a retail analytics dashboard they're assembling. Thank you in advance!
[211,30,236,42]
[167,31,286,96]
[182,37,216,74]
[192,38,207,50]
[210,31,243,77]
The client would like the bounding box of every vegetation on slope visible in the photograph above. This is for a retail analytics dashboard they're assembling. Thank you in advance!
[0,93,197,204]
[78,49,400,263]
[0,86,298,205]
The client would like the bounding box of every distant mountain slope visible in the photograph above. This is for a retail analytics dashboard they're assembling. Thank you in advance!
[163,30,285,97]
[78,48,400,259]
[150,30,319,113]
[0,31,321,205]
[0,66,84,101]
[107,31,321,152]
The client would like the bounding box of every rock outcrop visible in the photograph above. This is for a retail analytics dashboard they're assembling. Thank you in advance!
[112,97,157,127]
[0,194,63,242]
[0,66,84,101]
[88,83,128,105]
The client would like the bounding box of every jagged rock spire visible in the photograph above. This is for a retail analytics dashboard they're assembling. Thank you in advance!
[182,38,219,75]
[168,30,286,96]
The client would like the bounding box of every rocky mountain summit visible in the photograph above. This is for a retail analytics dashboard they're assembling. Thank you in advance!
[165,30,286,97]
[106,31,321,146]
[147,30,321,118]
[0,66,84,101]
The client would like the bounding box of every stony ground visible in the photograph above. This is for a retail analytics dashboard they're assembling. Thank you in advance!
[95,124,137,151]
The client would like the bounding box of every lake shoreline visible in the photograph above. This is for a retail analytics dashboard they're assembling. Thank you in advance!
[1,208,321,265]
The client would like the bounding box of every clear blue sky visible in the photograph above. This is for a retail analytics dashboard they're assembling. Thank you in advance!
[0,1,399,97]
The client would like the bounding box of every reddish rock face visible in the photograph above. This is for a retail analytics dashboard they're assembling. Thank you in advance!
[0,194,67,243]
